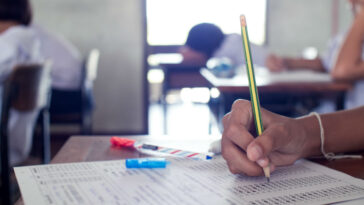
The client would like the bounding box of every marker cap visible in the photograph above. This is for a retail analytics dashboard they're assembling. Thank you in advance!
[110,137,135,148]
[125,158,169,168]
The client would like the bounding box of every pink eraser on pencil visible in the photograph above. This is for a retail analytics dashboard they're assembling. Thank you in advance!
[110,137,136,148]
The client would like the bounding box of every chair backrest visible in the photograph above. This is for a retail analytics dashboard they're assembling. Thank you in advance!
[48,49,99,135]
[1,62,51,205]
[83,49,100,90]
[4,63,52,111]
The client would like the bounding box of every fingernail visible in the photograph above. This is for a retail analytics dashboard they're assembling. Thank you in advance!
[257,158,266,167]
[249,145,263,161]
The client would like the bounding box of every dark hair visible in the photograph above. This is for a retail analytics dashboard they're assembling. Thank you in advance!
[185,23,225,57]
[0,0,32,25]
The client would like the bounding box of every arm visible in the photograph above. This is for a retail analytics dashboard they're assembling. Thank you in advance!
[265,54,326,72]
[332,10,364,81]
[221,99,364,176]
[178,46,208,66]
[283,57,325,72]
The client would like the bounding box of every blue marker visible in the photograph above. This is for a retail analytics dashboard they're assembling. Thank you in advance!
[125,158,170,168]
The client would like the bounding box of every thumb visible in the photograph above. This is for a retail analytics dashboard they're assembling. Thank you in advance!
[247,125,287,162]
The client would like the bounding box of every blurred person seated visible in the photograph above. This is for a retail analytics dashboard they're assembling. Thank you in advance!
[179,23,267,68]
[32,24,83,91]
[0,0,44,165]
[25,1,84,121]
[1,0,83,165]
[265,0,364,112]
[31,24,84,115]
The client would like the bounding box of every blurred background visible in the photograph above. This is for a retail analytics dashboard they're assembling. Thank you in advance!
[31,0,352,136]
[16,0,352,155]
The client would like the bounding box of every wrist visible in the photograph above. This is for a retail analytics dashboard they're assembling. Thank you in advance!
[295,115,321,158]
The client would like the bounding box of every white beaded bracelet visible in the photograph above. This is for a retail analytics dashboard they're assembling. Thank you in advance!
[309,112,362,160]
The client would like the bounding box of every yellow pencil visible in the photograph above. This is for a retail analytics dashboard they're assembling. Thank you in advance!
[240,15,270,182]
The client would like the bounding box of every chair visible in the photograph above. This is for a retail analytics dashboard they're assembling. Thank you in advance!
[1,63,51,205]
[49,49,100,135]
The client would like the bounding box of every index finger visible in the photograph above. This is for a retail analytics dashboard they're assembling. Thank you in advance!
[230,100,254,130]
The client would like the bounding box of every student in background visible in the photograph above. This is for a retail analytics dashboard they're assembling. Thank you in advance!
[0,0,43,165]
[32,25,83,91]
[1,0,83,165]
[1,0,83,90]
[27,0,84,115]
[179,23,267,67]
[333,0,364,109]
[265,0,364,111]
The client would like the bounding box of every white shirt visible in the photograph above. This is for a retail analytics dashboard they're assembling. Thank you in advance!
[0,25,42,82]
[0,25,43,165]
[32,25,83,90]
[213,34,267,67]
[322,34,364,110]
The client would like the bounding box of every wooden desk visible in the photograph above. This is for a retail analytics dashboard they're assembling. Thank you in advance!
[15,135,218,205]
[201,68,351,94]
[45,136,364,179]
[161,63,210,94]
[16,136,364,204]
[201,68,352,119]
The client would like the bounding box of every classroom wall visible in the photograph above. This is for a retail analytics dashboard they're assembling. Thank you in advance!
[32,0,147,134]
[338,0,354,33]
[267,0,352,57]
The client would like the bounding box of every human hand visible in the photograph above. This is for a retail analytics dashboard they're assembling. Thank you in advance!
[265,54,286,72]
[221,100,315,176]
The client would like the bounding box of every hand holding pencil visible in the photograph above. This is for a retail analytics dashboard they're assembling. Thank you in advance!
[222,15,301,180]
[222,16,316,177]
[221,99,308,178]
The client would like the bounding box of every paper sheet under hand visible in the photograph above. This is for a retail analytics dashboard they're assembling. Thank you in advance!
[15,156,364,205]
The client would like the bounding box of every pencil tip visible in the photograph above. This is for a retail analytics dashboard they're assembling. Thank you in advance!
[267,177,270,183]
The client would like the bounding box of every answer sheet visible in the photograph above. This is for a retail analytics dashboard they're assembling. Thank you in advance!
[15,156,364,205]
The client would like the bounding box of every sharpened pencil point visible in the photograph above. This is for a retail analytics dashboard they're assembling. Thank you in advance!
[267,177,270,183]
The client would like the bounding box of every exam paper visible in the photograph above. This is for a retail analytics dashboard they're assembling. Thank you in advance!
[15,156,364,205]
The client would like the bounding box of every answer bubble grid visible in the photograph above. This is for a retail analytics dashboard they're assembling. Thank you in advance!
[248,185,364,205]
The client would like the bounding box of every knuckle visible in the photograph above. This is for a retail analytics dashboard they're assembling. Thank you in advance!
[221,139,230,159]
[222,113,230,127]
[223,125,241,142]
[224,126,235,139]
[231,99,251,110]
[221,145,232,160]
[232,99,249,110]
